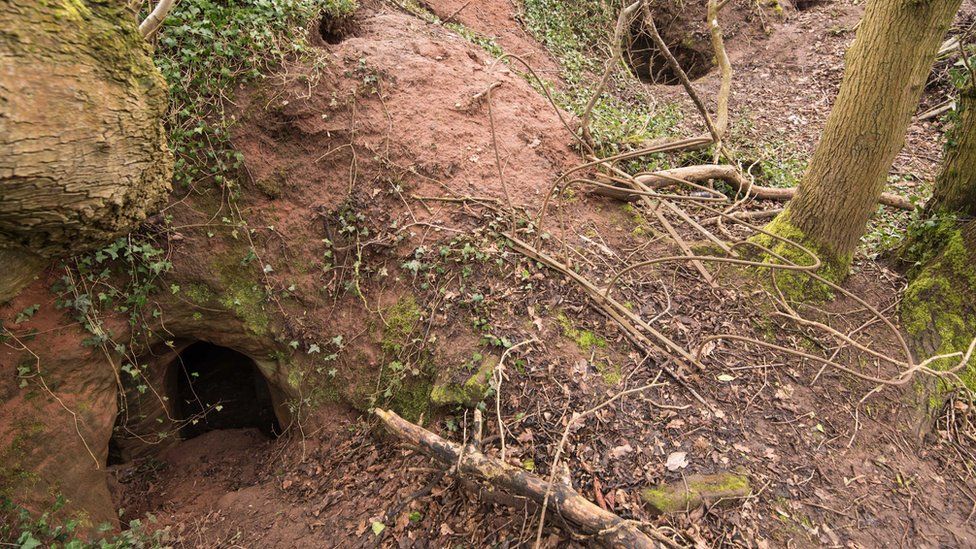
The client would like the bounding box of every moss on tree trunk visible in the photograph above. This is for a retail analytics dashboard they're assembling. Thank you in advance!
[756,0,962,284]
[900,88,976,421]
[0,0,173,302]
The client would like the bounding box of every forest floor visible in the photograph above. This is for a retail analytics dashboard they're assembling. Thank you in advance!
[106,0,976,547]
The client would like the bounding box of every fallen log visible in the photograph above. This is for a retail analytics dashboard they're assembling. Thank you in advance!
[374,409,663,548]
[593,164,914,210]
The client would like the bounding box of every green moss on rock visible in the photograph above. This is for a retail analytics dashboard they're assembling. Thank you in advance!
[0,421,46,498]
[382,295,422,354]
[390,377,433,424]
[212,251,271,336]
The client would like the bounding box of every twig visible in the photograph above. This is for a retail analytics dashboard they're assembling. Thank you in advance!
[140,0,175,38]
[375,409,661,548]
[580,0,644,149]
[641,5,720,144]
[533,381,661,548]
[495,338,538,463]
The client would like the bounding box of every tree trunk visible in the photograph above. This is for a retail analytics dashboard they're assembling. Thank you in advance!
[900,84,976,428]
[0,0,173,302]
[762,0,961,274]
[926,88,976,218]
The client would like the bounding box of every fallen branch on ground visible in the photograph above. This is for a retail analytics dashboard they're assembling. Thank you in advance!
[591,164,914,210]
[374,409,664,548]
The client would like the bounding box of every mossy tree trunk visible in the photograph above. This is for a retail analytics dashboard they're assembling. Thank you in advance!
[900,85,976,425]
[925,88,976,218]
[761,0,961,275]
[0,0,173,302]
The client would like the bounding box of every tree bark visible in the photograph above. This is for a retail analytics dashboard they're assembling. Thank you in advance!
[767,0,961,272]
[900,84,976,429]
[926,88,976,218]
[0,0,173,301]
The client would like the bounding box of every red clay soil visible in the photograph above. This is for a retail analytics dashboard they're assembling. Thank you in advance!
[423,0,563,77]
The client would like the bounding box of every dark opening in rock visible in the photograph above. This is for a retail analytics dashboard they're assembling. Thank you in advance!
[174,342,281,439]
[793,0,826,11]
[624,24,712,85]
[318,13,356,45]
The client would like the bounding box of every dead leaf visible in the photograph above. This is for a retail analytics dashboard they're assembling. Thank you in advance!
[666,451,689,471]
[609,443,633,459]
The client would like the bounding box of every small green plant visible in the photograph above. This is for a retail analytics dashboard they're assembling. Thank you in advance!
[14,304,39,325]
[0,495,169,548]
[323,0,357,18]
[153,0,326,191]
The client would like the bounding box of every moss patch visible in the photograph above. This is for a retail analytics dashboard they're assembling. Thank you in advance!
[389,377,433,424]
[641,473,750,514]
[430,353,497,407]
[558,313,607,351]
[595,360,623,385]
[747,210,850,301]
[382,295,423,354]
[900,226,976,397]
[212,250,271,336]
[0,421,46,498]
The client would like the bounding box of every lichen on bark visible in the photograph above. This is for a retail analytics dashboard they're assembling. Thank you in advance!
[900,224,976,395]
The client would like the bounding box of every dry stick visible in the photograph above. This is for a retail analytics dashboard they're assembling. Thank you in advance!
[594,171,728,201]
[641,5,720,144]
[442,0,472,23]
[535,135,713,239]
[532,380,662,549]
[495,338,538,463]
[608,164,722,286]
[504,233,717,414]
[139,0,175,38]
[627,164,914,210]
[580,0,644,149]
[701,208,782,226]
[706,0,732,163]
[566,177,726,203]
[491,53,585,149]
[485,80,516,228]
[374,409,660,548]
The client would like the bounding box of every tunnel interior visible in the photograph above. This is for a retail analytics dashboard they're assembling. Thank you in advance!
[175,342,281,440]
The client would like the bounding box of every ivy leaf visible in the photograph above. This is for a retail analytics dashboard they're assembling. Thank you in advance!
[14,304,39,324]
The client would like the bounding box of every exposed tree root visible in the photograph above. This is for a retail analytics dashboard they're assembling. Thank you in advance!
[590,164,914,210]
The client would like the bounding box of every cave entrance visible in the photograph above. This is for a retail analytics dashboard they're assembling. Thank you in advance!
[174,342,281,440]
[624,22,712,85]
